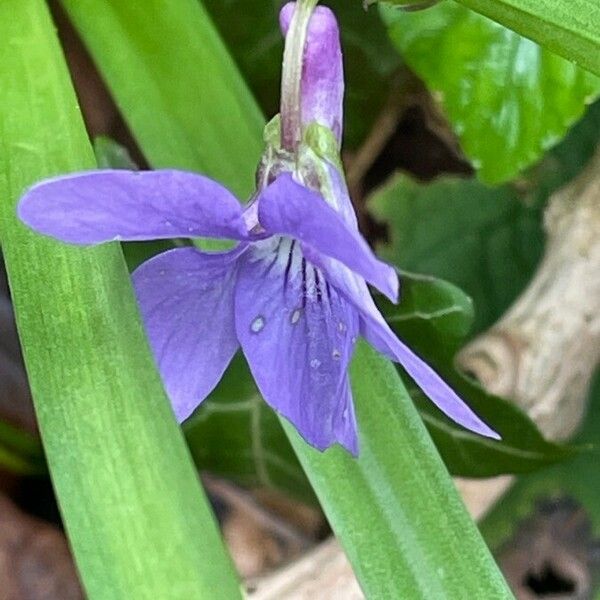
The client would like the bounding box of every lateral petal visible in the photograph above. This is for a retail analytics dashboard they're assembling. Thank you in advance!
[19,169,248,245]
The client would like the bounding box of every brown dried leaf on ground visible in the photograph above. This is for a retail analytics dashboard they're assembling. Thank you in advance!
[0,493,82,600]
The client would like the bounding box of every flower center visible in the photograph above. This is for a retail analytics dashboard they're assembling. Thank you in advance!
[249,235,330,304]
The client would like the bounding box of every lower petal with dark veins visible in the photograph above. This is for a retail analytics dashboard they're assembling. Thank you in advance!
[234,237,360,454]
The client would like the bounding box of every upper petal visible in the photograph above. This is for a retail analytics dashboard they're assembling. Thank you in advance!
[280,3,344,144]
[313,259,499,440]
[133,246,243,422]
[234,237,359,454]
[257,173,398,302]
[18,169,249,245]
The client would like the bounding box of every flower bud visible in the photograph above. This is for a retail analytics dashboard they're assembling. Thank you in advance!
[280,2,344,147]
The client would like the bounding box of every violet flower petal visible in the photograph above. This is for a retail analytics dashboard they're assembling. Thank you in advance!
[234,237,359,454]
[133,246,243,422]
[311,258,500,439]
[280,3,344,144]
[18,169,249,245]
[257,173,398,302]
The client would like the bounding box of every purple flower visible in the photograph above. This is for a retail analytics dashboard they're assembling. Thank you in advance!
[17,2,498,454]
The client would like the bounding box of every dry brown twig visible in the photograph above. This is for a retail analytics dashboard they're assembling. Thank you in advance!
[458,146,600,440]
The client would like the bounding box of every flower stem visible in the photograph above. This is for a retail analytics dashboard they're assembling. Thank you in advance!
[280,0,319,152]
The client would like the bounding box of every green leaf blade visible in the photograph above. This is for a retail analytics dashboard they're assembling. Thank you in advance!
[415,390,579,478]
[370,172,545,332]
[284,343,513,599]
[375,271,576,477]
[383,270,475,352]
[370,174,576,477]
[0,1,241,597]
[61,0,265,199]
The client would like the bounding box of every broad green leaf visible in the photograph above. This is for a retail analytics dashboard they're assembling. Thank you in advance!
[203,0,401,148]
[378,274,576,477]
[64,1,512,594]
[368,107,600,478]
[531,99,600,200]
[284,343,512,599]
[381,2,600,183]
[414,388,579,477]
[376,0,600,75]
[370,173,544,332]
[0,1,241,597]
[454,0,600,77]
[185,354,316,506]
[385,270,475,353]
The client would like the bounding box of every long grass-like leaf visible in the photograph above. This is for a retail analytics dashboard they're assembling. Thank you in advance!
[0,1,241,597]
[283,344,513,598]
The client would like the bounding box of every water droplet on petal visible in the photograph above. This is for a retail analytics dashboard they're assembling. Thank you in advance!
[338,322,346,334]
[351,336,357,344]
[250,316,265,333]
[310,358,321,369]
[332,349,341,360]
[290,309,302,325]
[342,408,349,421]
